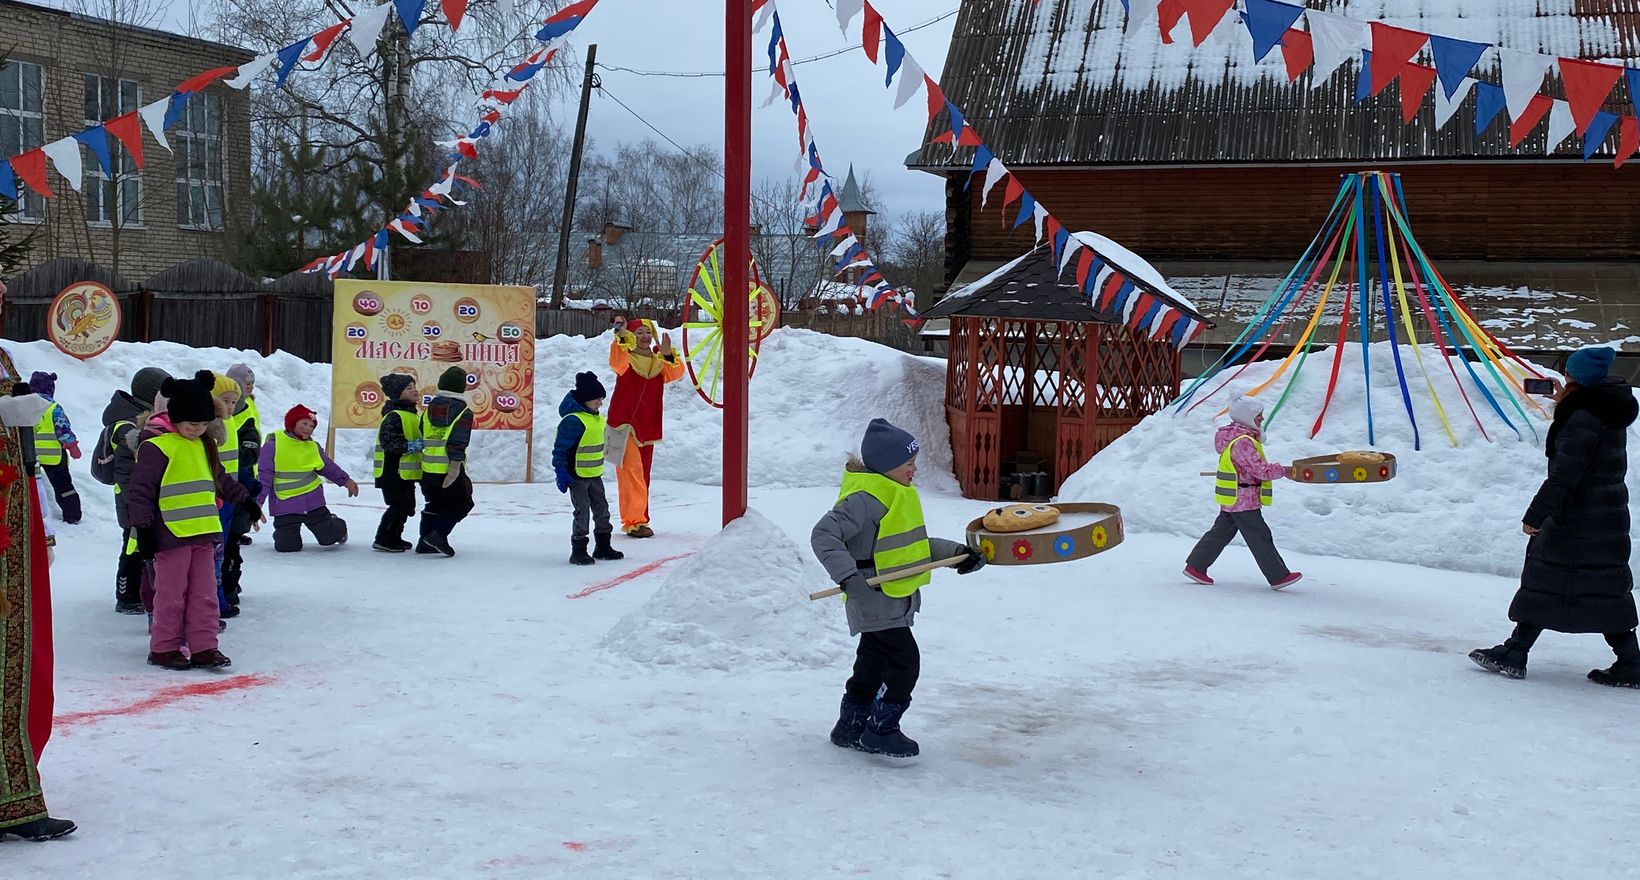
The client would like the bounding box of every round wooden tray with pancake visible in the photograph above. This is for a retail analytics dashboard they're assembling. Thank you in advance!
[1288,451,1398,485]
[965,502,1124,566]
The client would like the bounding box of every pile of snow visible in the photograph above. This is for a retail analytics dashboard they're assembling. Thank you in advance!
[600,509,849,670]
[1060,342,1640,578]
[5,327,955,510]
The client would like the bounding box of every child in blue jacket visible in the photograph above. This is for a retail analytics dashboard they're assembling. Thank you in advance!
[552,371,624,566]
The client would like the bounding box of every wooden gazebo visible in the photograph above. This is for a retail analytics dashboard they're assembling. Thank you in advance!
[924,242,1210,501]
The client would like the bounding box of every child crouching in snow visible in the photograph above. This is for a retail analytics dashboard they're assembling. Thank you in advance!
[810,419,985,758]
[128,371,260,670]
[553,371,624,566]
[1184,396,1302,590]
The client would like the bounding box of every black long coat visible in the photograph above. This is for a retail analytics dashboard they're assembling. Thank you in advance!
[1509,379,1639,633]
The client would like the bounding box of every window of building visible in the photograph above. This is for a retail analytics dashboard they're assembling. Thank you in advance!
[175,92,224,230]
[0,59,45,219]
[84,75,142,226]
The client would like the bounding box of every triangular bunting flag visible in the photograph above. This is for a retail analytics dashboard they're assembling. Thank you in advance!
[1584,110,1619,160]
[1241,0,1303,63]
[1279,28,1313,82]
[1617,116,1640,169]
[981,159,1008,207]
[440,0,469,32]
[1075,247,1095,291]
[1498,49,1555,122]
[303,22,349,62]
[1428,35,1489,99]
[275,37,313,88]
[1157,0,1186,45]
[40,137,83,192]
[1030,201,1048,243]
[1012,192,1036,229]
[1001,175,1024,211]
[966,145,993,190]
[11,149,52,198]
[835,0,863,34]
[1558,58,1625,136]
[393,0,427,35]
[1473,82,1507,135]
[1435,77,1475,130]
[1306,9,1369,88]
[945,101,967,142]
[1368,22,1427,96]
[176,66,236,94]
[924,76,945,123]
[1354,50,1373,103]
[1398,63,1438,123]
[72,126,112,176]
[163,92,190,129]
[862,1,883,64]
[894,55,925,108]
[224,52,277,89]
[138,96,172,152]
[1053,225,1076,272]
[1627,69,1640,121]
[0,160,15,201]
[1545,100,1576,154]
[883,25,905,87]
[348,3,394,57]
[1507,94,1553,147]
[1181,0,1234,48]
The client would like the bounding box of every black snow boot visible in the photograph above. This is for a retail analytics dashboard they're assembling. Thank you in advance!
[0,815,78,841]
[592,533,625,561]
[1590,631,1640,689]
[858,700,919,758]
[829,697,870,749]
[570,537,595,566]
[1469,645,1529,679]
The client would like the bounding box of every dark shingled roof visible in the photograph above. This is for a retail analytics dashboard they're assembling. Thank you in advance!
[923,242,1209,324]
[913,0,1640,169]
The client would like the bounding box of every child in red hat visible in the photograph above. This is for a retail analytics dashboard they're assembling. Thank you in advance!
[257,405,358,552]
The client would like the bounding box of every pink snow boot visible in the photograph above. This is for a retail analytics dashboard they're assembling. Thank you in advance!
[1183,565,1213,586]
[1270,572,1304,591]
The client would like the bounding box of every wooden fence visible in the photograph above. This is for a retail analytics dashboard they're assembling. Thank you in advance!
[535,305,931,355]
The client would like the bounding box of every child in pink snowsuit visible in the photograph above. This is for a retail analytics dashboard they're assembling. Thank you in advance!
[128,371,257,670]
[1183,396,1302,590]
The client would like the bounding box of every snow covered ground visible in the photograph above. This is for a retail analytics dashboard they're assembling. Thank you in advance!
[7,334,1639,877]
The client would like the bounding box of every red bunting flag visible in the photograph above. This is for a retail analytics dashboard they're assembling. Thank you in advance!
[1398,63,1438,123]
[930,128,983,146]
[11,148,52,197]
[456,140,478,158]
[1368,22,1428,96]
[303,22,349,62]
[862,1,883,64]
[1508,94,1553,147]
[1558,58,1625,136]
[1001,176,1024,213]
[104,112,145,170]
[1158,0,1187,45]
[175,65,237,94]
[440,0,469,32]
[1075,247,1095,289]
[1280,28,1313,83]
[1618,116,1639,169]
[1181,0,1235,48]
[923,76,945,122]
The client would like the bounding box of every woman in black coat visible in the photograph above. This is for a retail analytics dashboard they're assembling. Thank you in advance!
[1470,346,1640,688]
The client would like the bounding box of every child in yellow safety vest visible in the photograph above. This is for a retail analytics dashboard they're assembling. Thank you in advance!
[552,371,624,566]
[1183,396,1302,590]
[258,405,358,553]
[28,371,81,524]
[127,371,260,671]
[810,418,985,759]
[372,373,422,552]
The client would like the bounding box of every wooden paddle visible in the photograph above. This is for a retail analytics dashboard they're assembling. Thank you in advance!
[808,554,973,601]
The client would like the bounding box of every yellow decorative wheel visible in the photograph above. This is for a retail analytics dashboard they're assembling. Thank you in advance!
[681,238,778,409]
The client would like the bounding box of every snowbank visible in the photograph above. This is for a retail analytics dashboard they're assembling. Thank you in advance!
[1060,342,1640,578]
[3,327,954,528]
[600,508,850,670]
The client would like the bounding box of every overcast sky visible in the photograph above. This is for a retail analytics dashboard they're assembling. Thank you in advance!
[41,0,960,230]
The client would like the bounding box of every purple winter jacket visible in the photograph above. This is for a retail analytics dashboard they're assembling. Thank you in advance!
[1215,422,1290,512]
[127,430,251,551]
[258,431,351,516]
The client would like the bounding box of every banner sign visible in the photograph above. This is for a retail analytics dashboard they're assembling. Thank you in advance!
[330,279,534,431]
[47,281,122,360]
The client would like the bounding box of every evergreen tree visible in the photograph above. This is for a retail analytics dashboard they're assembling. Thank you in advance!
[0,193,36,276]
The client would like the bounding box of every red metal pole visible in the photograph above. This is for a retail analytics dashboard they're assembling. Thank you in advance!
[722,0,751,526]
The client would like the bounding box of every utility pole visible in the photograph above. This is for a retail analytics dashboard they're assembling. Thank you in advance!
[550,43,598,308]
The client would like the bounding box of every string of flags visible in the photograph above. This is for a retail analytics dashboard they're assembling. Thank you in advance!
[0,0,483,203]
[757,1,914,316]
[301,1,602,276]
[817,0,1207,347]
[1129,0,1640,167]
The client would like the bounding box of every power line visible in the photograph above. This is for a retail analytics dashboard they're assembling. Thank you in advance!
[594,7,958,78]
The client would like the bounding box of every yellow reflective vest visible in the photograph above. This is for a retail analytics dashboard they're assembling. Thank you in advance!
[145,433,222,539]
[567,411,605,478]
[269,432,324,500]
[33,402,64,466]
[421,407,470,476]
[1214,435,1273,508]
[374,409,424,480]
[838,470,933,598]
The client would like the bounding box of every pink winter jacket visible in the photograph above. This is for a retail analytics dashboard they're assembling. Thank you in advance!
[1215,422,1289,512]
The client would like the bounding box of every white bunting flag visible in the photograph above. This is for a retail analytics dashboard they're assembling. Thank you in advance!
[980,158,1008,208]
[893,55,925,109]
[348,3,395,59]
[1545,99,1576,154]
[1434,77,1476,130]
[752,1,774,34]
[1498,49,1556,122]
[1058,235,1082,274]
[224,52,276,89]
[835,0,863,35]
[40,136,83,191]
[1125,0,1160,35]
[1032,202,1048,244]
[138,96,173,152]
[1306,10,1370,89]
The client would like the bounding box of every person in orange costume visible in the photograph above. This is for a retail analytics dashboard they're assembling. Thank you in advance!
[607,318,685,538]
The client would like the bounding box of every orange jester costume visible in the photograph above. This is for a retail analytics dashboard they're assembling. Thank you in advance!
[607,319,685,536]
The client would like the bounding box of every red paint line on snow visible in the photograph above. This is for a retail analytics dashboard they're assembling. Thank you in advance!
[55,674,279,729]
[565,553,693,599]
[561,841,588,852]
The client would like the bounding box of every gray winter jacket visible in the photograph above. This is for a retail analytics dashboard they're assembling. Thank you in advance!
[811,465,967,636]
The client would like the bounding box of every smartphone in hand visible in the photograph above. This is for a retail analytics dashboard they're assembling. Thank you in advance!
[1524,378,1556,396]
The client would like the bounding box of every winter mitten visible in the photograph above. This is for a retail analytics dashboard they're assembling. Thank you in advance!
[240,499,263,522]
[134,527,159,560]
[442,461,463,489]
[555,470,573,494]
[66,442,82,460]
[839,571,870,598]
[956,547,987,575]
[406,439,425,454]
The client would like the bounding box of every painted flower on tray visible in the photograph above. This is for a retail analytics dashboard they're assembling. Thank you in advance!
[1011,539,1033,561]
